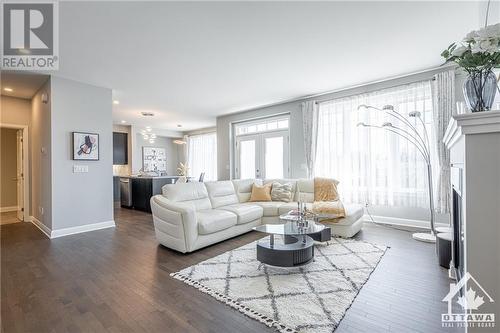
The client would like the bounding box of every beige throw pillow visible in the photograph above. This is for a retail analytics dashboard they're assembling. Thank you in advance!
[249,183,272,202]
[271,182,293,202]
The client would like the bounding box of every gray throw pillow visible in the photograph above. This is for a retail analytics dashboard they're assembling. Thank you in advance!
[271,182,293,202]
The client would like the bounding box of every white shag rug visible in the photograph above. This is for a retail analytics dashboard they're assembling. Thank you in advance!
[171,237,387,333]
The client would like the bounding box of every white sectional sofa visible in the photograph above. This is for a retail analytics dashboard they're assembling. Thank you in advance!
[150,178,364,253]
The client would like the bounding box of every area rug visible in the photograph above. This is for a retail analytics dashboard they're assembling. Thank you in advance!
[171,237,387,333]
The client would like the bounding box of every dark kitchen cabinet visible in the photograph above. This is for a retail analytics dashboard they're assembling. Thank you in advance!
[113,132,128,165]
[130,177,178,213]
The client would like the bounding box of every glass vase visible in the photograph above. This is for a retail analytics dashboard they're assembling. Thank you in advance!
[463,70,498,112]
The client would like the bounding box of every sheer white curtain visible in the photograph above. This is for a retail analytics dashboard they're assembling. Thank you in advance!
[432,70,454,214]
[187,132,217,181]
[315,80,436,208]
[302,101,319,178]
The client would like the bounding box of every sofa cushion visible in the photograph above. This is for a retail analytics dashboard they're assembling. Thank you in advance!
[328,204,364,226]
[162,182,212,211]
[218,204,263,224]
[204,181,239,208]
[197,209,237,234]
[254,201,283,216]
[295,179,315,203]
[232,179,263,202]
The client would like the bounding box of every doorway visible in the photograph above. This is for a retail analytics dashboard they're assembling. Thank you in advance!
[0,125,29,224]
[234,116,290,179]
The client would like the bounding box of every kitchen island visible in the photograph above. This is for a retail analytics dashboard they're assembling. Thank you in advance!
[118,175,185,213]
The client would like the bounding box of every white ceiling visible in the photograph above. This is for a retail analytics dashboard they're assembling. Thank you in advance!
[49,1,483,130]
[1,73,49,99]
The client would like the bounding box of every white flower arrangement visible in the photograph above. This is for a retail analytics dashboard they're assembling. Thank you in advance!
[442,23,500,72]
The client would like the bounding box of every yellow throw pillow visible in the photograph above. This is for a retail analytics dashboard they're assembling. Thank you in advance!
[249,183,272,202]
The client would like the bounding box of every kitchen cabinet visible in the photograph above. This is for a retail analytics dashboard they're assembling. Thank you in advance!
[113,132,128,165]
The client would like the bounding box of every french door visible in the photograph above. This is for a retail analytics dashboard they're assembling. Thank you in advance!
[236,130,289,179]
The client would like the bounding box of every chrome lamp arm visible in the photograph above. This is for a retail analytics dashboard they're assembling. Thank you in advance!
[357,105,436,243]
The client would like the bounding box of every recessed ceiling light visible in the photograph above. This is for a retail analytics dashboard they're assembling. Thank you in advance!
[141,112,155,117]
[4,87,13,92]
[113,100,120,105]
[121,120,126,124]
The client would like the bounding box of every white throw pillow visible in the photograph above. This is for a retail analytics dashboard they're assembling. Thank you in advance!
[271,182,293,202]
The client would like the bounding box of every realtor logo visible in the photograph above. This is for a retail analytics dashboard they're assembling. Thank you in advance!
[1,1,58,70]
[442,272,495,329]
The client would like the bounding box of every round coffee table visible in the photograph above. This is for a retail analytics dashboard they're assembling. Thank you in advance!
[252,221,325,267]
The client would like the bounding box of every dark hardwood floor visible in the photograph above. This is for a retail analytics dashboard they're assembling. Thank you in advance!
[1,208,459,333]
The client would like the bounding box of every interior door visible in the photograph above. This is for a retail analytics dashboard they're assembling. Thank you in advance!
[16,130,24,221]
[236,135,260,179]
[261,131,289,179]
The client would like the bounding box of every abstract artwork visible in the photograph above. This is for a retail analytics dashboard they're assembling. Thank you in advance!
[73,132,99,160]
[143,147,166,172]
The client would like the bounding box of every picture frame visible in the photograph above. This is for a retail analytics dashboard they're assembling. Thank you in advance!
[73,132,99,160]
[142,146,166,172]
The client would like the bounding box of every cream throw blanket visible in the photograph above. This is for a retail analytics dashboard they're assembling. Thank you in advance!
[312,177,345,223]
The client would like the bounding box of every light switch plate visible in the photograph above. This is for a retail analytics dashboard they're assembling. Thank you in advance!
[73,165,89,173]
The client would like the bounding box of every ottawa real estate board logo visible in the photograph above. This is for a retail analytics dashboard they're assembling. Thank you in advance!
[442,272,495,329]
[1,1,58,70]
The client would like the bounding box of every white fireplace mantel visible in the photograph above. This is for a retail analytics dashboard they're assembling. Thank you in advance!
[443,110,500,148]
[442,110,500,332]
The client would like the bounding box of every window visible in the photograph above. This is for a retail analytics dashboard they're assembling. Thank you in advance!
[187,132,217,181]
[234,115,290,179]
[314,81,436,208]
[235,117,289,135]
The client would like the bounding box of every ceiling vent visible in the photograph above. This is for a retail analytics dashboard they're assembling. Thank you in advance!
[141,112,155,117]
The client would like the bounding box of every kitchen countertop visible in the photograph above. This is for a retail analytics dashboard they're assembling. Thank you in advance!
[115,175,183,179]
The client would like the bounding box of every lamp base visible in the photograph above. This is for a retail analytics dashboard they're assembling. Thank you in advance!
[412,232,436,243]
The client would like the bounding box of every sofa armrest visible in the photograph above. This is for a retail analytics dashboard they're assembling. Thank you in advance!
[150,195,198,253]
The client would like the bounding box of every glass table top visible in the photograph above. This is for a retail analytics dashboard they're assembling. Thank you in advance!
[253,221,325,236]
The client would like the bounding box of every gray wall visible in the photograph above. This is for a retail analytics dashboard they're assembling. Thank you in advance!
[0,128,18,208]
[31,80,52,228]
[217,66,458,223]
[50,76,113,230]
[134,134,181,176]
[217,66,458,180]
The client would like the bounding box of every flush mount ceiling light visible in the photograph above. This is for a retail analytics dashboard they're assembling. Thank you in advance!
[3,87,13,92]
[141,112,155,117]
[113,100,119,105]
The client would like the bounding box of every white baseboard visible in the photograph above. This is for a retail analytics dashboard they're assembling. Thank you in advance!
[29,216,115,239]
[1,206,18,213]
[363,214,449,230]
[50,220,115,239]
[29,216,51,238]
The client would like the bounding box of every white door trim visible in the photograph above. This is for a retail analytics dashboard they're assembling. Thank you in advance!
[1,123,30,222]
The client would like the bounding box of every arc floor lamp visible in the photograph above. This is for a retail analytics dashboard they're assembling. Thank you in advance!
[357,104,436,243]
